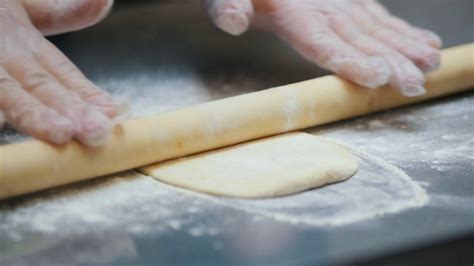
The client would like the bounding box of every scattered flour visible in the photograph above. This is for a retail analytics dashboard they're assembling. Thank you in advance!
[97,71,266,119]
[0,146,428,243]
[311,94,474,218]
[0,172,216,238]
[318,95,473,172]
[214,148,428,226]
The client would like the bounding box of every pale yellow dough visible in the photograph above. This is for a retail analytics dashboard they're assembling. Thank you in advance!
[139,132,359,198]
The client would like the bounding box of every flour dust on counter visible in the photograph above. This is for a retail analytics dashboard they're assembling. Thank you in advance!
[316,93,473,213]
[319,94,473,171]
[210,147,428,226]
[96,70,267,118]
[0,172,225,240]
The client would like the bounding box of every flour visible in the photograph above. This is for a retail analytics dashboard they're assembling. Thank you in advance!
[281,90,302,131]
[317,95,473,172]
[98,72,211,118]
[96,71,265,119]
[212,147,428,226]
[0,172,225,240]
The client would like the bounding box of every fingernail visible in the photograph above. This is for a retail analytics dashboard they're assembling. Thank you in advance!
[215,11,250,36]
[342,57,391,89]
[110,103,131,125]
[424,30,443,48]
[78,109,112,147]
[47,116,74,144]
[412,47,441,73]
[401,85,426,97]
[366,57,391,88]
[91,96,130,122]
[422,50,441,73]
[98,96,131,125]
[111,99,130,121]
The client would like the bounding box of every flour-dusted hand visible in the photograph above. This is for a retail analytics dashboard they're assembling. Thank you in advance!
[0,0,125,146]
[204,0,442,96]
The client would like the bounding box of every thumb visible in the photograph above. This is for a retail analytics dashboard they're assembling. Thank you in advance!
[202,0,254,36]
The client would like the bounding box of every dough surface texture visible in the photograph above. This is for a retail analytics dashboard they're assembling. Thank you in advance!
[139,132,359,198]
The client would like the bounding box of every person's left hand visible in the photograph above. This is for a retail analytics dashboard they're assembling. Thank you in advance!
[203,0,442,97]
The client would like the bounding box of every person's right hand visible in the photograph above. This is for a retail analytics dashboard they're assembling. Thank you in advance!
[0,0,124,146]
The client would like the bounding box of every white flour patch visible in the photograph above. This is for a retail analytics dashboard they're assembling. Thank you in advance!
[317,95,473,172]
[0,172,225,240]
[208,147,428,226]
[96,71,263,119]
[98,72,211,117]
[281,90,302,131]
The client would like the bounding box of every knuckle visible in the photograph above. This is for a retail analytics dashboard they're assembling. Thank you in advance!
[55,62,94,87]
[54,60,85,82]
[67,77,105,99]
[0,76,18,90]
[56,60,82,78]
[25,72,53,94]
[366,25,383,35]
[9,103,35,128]
[68,81,104,100]
[81,87,107,101]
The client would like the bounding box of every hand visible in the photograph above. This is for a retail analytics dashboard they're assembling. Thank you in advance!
[203,0,442,96]
[0,0,124,146]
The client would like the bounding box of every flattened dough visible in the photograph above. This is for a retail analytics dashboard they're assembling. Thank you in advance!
[139,132,358,198]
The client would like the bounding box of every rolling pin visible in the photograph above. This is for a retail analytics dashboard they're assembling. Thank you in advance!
[1,43,473,200]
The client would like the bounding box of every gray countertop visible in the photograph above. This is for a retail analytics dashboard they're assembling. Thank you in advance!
[1,1,473,265]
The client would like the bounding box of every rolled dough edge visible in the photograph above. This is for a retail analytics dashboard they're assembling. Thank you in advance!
[140,132,359,198]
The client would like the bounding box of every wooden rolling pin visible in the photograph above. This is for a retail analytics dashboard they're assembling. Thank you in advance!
[1,43,473,200]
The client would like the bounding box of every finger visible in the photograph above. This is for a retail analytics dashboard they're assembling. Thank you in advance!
[348,4,440,72]
[22,0,114,36]
[4,56,112,147]
[275,15,391,88]
[35,40,128,121]
[359,0,442,48]
[0,68,74,144]
[330,13,426,96]
[202,0,254,36]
